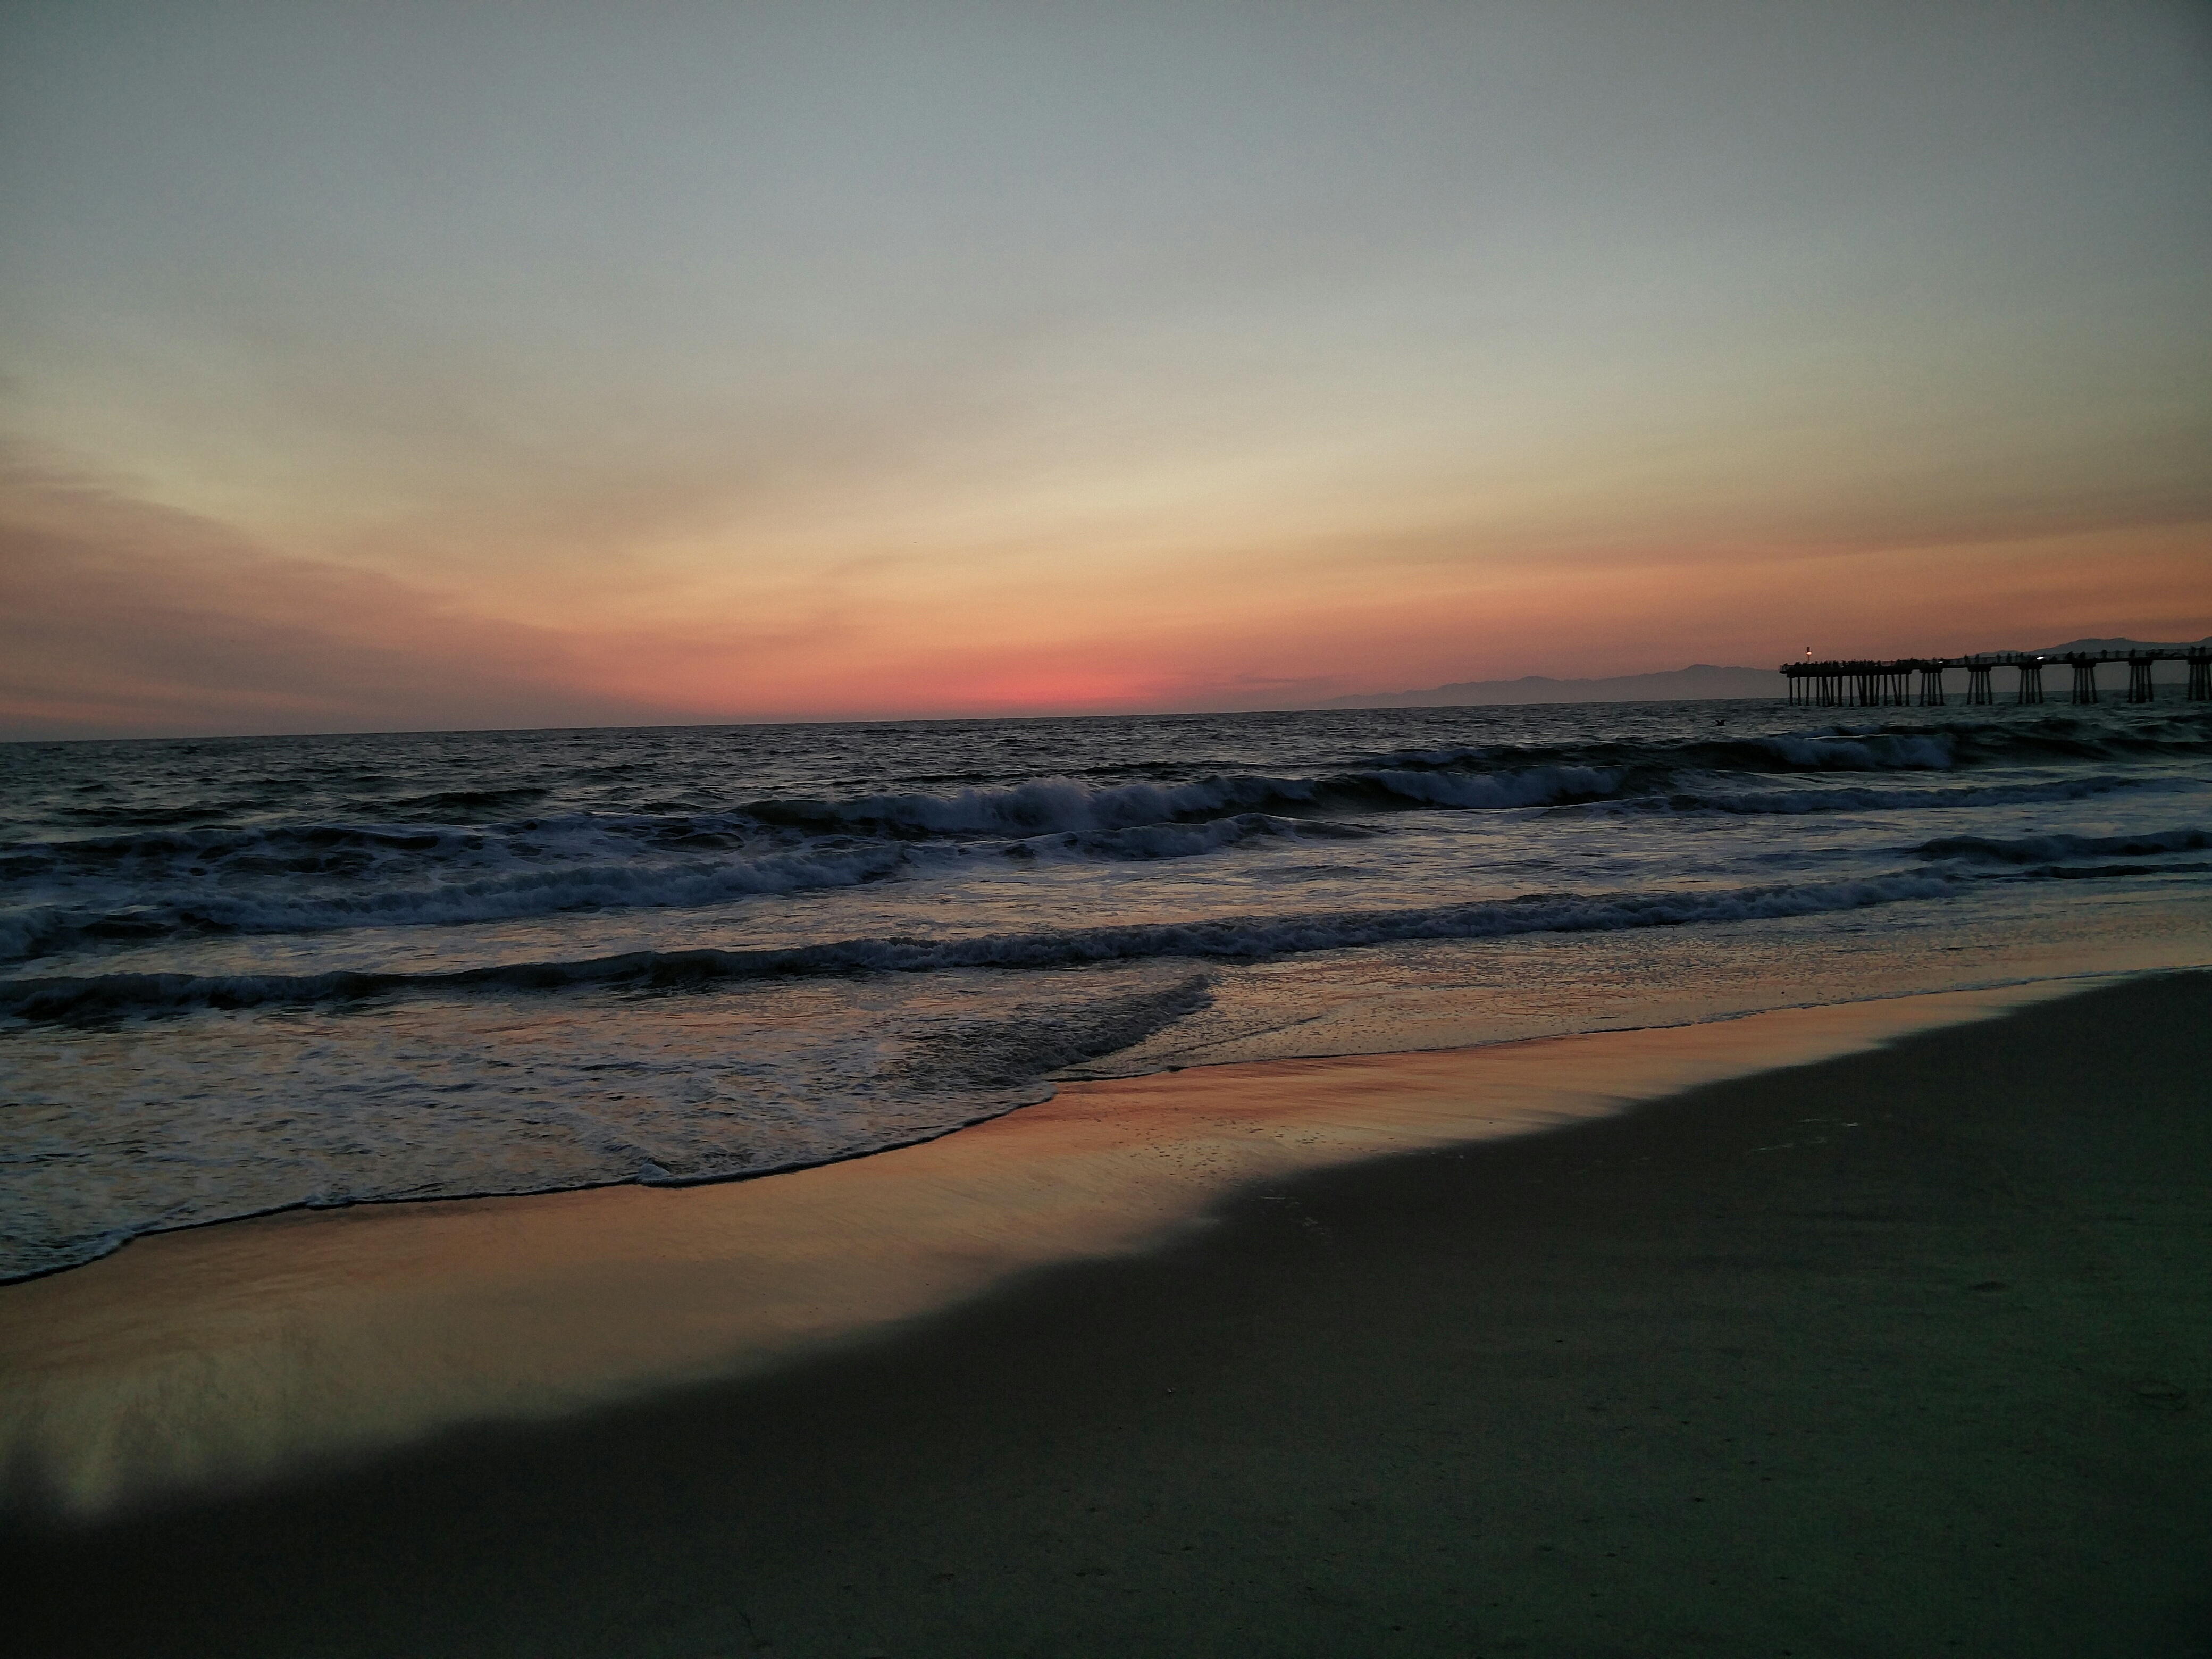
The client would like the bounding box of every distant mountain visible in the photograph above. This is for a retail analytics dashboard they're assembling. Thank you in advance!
[2029,637,2210,656]
[2023,638,2209,684]
[1320,663,1779,709]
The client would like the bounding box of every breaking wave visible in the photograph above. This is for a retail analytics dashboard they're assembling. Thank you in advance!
[0,811,1389,963]
[12,714,2174,964]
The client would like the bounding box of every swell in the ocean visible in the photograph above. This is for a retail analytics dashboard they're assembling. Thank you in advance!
[7,699,2211,1286]
[0,868,2019,1024]
[7,707,2205,965]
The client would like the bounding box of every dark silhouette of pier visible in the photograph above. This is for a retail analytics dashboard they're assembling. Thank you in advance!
[1783,647,2212,707]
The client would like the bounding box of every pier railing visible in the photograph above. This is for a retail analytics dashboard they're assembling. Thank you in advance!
[1780,648,2212,707]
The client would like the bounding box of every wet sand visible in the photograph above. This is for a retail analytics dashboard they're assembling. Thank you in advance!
[0,981,2094,1520]
[7,971,2212,1656]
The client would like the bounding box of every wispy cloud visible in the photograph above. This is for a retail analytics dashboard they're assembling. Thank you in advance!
[0,458,684,738]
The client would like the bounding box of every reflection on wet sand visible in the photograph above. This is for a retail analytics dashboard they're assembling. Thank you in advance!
[0,979,2094,1518]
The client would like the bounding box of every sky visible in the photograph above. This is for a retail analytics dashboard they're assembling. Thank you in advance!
[3,1,2208,738]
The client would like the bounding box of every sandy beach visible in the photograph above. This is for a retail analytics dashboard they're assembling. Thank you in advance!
[7,970,2211,1656]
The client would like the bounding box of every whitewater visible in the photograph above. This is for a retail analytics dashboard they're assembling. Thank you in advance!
[5,697,2211,1280]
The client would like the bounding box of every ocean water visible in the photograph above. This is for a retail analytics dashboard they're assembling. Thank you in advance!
[4,698,2210,1281]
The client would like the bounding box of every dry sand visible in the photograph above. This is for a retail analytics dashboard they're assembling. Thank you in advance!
[6,971,2210,1656]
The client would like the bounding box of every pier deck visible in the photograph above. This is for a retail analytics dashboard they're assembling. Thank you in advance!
[1782,648,2212,707]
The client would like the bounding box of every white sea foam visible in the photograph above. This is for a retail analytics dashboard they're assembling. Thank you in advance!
[0,970,1218,1281]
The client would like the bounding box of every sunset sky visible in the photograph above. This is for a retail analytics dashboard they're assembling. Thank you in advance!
[3,2,2208,738]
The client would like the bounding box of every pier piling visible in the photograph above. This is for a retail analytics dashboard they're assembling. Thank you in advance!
[2068,657,2099,704]
[2128,653,2157,703]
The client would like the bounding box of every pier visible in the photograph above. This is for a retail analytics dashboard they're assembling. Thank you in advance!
[1782,648,2212,707]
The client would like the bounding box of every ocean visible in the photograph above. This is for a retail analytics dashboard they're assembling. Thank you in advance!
[5,697,2210,1283]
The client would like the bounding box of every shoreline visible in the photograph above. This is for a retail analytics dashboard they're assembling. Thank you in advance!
[5,969,2207,1655]
[15,952,2204,1294]
[0,974,2121,1527]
